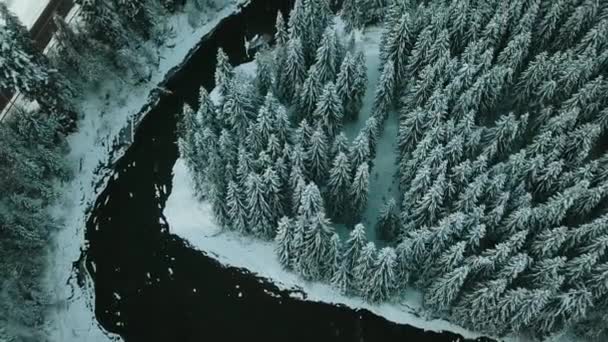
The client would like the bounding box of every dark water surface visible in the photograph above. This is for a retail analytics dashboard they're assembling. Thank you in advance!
[84,1,496,341]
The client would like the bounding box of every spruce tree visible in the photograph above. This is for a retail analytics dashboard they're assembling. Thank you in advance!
[376,198,400,241]
[247,173,274,239]
[327,152,353,221]
[215,48,234,99]
[227,180,249,233]
[306,126,330,184]
[313,82,344,138]
[298,65,323,119]
[275,216,295,268]
[350,163,370,219]
[354,242,377,298]
[369,247,398,302]
[313,27,340,85]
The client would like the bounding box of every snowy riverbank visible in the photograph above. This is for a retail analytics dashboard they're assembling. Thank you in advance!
[165,158,497,340]
[45,2,244,340]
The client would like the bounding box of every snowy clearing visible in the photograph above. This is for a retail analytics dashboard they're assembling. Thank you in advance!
[45,2,243,341]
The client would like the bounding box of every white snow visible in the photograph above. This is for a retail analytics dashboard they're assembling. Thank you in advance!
[44,2,245,341]
[165,158,503,341]
[1,0,49,29]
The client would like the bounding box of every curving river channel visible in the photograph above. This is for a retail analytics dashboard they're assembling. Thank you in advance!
[82,1,497,341]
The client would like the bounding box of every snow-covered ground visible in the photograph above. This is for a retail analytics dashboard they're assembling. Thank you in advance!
[1,0,49,28]
[165,158,498,341]
[45,2,243,341]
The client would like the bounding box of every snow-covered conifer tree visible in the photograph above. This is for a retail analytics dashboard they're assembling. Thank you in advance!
[376,198,400,241]
[306,126,329,183]
[215,48,234,98]
[354,242,377,298]
[368,247,398,302]
[350,163,370,219]
[275,216,295,268]
[247,173,274,239]
[254,51,274,96]
[227,180,249,233]
[277,38,306,103]
[114,0,154,39]
[313,27,340,85]
[424,265,470,313]
[76,0,128,49]
[298,182,324,219]
[344,224,367,273]
[301,211,335,279]
[275,11,289,46]
[331,133,349,161]
[298,65,323,119]
[327,152,353,220]
[313,82,343,138]
[372,61,396,120]
[327,233,342,280]
[349,132,370,173]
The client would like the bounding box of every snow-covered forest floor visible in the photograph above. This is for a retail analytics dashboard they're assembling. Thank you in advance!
[43,2,243,340]
[165,31,510,341]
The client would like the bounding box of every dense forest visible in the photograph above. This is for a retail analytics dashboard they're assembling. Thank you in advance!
[0,0,222,340]
[178,0,608,340]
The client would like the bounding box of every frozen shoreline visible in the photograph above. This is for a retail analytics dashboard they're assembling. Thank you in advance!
[165,158,498,341]
[45,3,243,341]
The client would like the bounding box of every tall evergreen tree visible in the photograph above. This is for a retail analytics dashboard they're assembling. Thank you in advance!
[350,162,370,218]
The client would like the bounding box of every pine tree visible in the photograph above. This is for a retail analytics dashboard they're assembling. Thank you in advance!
[372,61,396,121]
[298,182,324,219]
[354,242,377,298]
[76,0,128,49]
[275,11,289,46]
[331,132,349,161]
[114,0,153,40]
[227,180,249,233]
[327,152,353,220]
[343,223,368,286]
[368,247,398,302]
[278,38,306,103]
[350,163,370,218]
[215,48,234,98]
[349,132,371,172]
[424,265,470,313]
[275,216,295,268]
[254,51,274,96]
[313,82,344,137]
[313,27,340,85]
[327,233,342,281]
[331,260,351,294]
[306,126,329,184]
[247,173,274,239]
[298,65,323,119]
[376,198,400,241]
[336,52,362,119]
[301,212,335,279]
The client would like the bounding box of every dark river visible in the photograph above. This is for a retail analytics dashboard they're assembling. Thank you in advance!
[83,0,496,341]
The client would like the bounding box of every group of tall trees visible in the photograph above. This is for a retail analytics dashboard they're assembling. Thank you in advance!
[0,0,216,340]
[180,0,608,340]
[180,0,406,302]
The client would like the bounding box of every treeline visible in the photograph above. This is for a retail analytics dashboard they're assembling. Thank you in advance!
[0,0,219,340]
[180,0,608,340]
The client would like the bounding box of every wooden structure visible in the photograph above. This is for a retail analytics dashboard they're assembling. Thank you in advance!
[0,0,75,115]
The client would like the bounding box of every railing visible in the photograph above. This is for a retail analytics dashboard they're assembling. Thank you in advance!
[0,0,76,121]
